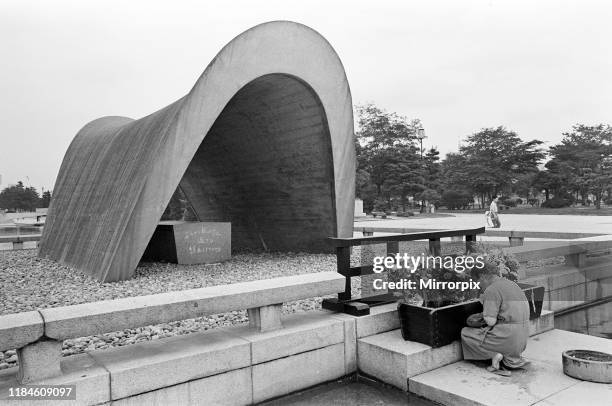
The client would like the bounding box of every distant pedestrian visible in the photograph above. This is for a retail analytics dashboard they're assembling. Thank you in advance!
[488,196,501,228]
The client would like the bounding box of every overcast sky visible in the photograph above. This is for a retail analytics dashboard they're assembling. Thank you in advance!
[1,0,610,191]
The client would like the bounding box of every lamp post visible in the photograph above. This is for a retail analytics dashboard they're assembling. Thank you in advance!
[417,127,426,159]
[416,127,427,212]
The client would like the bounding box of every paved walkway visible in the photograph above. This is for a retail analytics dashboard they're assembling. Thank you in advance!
[409,329,612,406]
[356,213,612,235]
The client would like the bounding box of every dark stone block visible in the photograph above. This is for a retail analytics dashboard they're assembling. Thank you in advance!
[142,221,230,265]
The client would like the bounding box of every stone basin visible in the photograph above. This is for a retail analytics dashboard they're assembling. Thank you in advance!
[562,349,612,383]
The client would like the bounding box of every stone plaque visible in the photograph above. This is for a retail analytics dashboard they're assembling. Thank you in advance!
[142,221,231,265]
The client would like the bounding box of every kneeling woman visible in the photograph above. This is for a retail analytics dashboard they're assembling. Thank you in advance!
[461,262,530,375]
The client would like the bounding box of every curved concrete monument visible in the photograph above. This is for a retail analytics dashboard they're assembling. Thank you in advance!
[39,21,356,282]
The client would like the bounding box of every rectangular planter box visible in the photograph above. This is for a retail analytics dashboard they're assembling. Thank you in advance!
[398,283,545,348]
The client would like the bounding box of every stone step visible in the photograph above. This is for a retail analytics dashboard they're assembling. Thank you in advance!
[357,310,554,391]
[408,329,612,406]
[358,330,461,391]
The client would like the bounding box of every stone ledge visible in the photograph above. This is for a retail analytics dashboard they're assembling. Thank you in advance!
[523,256,612,291]
[544,285,587,312]
[521,258,612,311]
[524,265,586,289]
[226,311,344,364]
[487,230,604,239]
[587,276,612,299]
[0,353,110,406]
[583,255,612,280]
[252,343,345,403]
[322,302,399,339]
[505,241,586,263]
[88,329,251,400]
[39,271,345,340]
[0,309,357,405]
[0,234,42,244]
[112,367,252,406]
[328,312,358,374]
[354,303,400,338]
[0,311,44,352]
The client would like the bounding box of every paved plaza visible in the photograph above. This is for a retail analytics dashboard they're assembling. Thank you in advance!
[356,213,612,235]
[409,329,612,406]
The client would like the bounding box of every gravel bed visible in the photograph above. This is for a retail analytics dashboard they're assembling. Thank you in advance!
[0,246,564,370]
[0,249,363,370]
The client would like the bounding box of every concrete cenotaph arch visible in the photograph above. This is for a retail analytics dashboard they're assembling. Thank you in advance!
[39,21,356,282]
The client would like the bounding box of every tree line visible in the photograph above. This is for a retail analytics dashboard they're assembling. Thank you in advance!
[356,103,612,212]
[2,105,610,214]
[0,181,51,211]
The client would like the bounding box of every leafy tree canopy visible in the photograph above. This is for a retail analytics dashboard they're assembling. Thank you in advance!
[355,104,424,211]
[544,124,612,208]
[459,126,545,198]
[0,181,41,211]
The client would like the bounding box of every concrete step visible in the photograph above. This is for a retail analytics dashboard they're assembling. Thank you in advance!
[358,330,462,391]
[357,310,554,391]
[409,329,612,406]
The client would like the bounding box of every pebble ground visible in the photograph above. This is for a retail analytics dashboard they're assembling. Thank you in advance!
[0,247,560,370]
[0,249,359,370]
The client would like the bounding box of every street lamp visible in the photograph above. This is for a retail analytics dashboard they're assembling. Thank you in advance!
[416,127,427,212]
[417,127,426,159]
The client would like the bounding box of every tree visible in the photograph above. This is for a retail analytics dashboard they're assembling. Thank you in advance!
[460,126,544,204]
[355,168,378,212]
[41,190,52,208]
[354,104,423,211]
[417,189,442,208]
[545,124,612,208]
[532,170,554,200]
[440,153,474,207]
[423,147,442,192]
[440,153,470,188]
[441,190,472,210]
[385,158,425,211]
[583,164,612,208]
[0,181,41,211]
[532,159,576,201]
[510,172,537,198]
